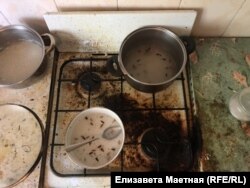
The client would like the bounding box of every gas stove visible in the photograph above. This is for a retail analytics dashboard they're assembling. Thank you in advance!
[41,10,200,187]
[41,51,200,187]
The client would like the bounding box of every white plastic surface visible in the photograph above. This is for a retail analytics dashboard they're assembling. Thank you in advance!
[44,10,197,52]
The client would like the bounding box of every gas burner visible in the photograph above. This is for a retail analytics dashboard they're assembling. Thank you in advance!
[139,128,193,171]
[140,128,169,159]
[79,72,101,91]
[76,72,105,98]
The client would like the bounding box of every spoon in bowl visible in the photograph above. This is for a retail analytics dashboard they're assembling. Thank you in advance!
[65,125,122,152]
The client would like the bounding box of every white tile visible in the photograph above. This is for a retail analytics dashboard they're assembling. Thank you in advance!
[55,0,117,11]
[180,0,245,36]
[118,0,181,9]
[0,11,9,27]
[223,0,250,36]
[0,0,58,33]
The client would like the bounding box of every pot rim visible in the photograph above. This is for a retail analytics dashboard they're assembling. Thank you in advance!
[118,26,187,86]
[0,25,45,88]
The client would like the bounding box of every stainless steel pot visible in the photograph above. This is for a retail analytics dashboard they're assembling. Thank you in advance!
[107,26,194,93]
[0,25,55,88]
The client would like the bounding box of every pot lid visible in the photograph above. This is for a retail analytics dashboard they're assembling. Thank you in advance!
[0,104,44,188]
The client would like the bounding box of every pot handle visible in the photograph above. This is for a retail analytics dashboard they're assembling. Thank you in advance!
[106,55,123,77]
[180,36,196,55]
[41,33,55,55]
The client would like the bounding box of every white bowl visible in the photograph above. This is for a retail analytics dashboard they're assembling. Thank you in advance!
[65,107,125,169]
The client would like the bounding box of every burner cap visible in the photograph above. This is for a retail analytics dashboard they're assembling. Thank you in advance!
[140,128,168,159]
[79,72,101,92]
[140,128,193,171]
[76,72,106,99]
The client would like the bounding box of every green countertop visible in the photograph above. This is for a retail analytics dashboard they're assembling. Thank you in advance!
[191,38,250,171]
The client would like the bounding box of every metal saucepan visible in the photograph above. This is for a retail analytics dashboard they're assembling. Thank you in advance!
[0,25,55,88]
[107,26,195,93]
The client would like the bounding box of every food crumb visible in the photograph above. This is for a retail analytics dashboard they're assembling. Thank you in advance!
[241,122,250,137]
[232,71,248,87]
[245,54,250,67]
[189,51,199,64]
[100,120,105,128]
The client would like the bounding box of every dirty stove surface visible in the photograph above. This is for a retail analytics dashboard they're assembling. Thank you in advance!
[45,52,198,186]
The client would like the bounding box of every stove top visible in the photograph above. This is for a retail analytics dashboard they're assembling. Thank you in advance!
[44,52,199,181]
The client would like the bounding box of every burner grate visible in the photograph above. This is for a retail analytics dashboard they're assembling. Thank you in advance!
[49,54,198,177]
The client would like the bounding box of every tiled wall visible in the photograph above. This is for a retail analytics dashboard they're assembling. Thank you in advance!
[0,0,249,36]
[0,0,57,33]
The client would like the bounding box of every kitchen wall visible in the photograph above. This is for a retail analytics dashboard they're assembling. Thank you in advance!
[0,0,249,36]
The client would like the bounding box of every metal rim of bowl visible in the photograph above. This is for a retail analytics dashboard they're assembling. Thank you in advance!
[0,103,44,188]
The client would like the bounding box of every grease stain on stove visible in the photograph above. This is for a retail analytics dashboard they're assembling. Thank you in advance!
[51,53,197,175]
[102,94,190,171]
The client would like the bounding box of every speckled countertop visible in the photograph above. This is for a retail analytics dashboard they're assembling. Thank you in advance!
[191,38,250,171]
[0,52,54,187]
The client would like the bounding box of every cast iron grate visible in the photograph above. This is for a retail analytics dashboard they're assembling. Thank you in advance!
[49,54,196,177]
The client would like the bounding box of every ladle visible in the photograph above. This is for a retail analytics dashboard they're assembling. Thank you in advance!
[65,125,122,152]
